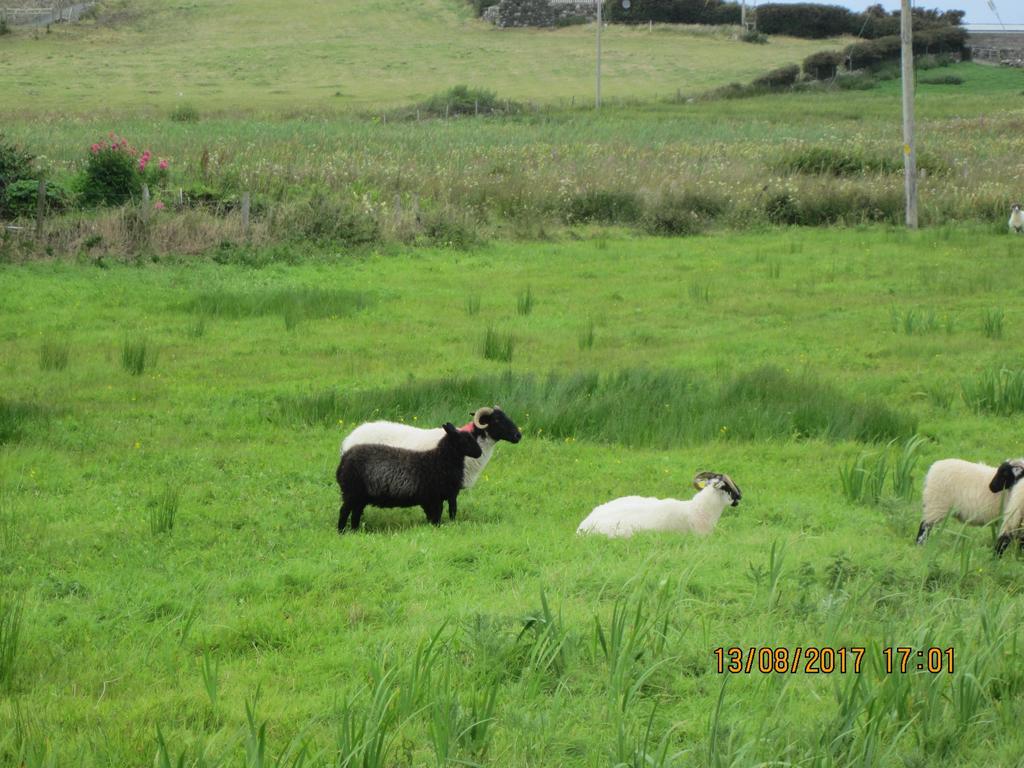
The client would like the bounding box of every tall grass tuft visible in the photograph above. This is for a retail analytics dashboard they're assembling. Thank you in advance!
[121,335,153,376]
[0,399,44,446]
[276,389,346,427]
[0,488,14,554]
[335,668,400,768]
[892,434,928,500]
[186,287,373,322]
[840,434,925,505]
[277,366,916,445]
[689,282,711,303]
[149,486,179,535]
[516,286,534,316]
[200,648,219,712]
[578,319,595,350]
[38,338,69,371]
[187,317,206,339]
[481,326,515,362]
[982,308,1004,340]
[0,595,24,691]
[839,451,888,505]
[962,367,1024,416]
[465,295,481,316]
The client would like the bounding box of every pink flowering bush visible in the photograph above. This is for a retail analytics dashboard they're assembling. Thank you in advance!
[81,134,170,207]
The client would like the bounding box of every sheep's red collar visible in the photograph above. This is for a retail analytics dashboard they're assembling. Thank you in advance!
[459,421,475,432]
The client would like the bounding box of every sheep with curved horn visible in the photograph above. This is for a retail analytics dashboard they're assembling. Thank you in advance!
[577,471,742,538]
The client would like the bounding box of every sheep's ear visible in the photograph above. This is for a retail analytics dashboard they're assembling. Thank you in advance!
[443,422,458,436]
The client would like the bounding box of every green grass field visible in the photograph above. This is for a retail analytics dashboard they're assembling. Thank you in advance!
[4,228,1024,766]
[0,0,835,114]
[4,0,1024,764]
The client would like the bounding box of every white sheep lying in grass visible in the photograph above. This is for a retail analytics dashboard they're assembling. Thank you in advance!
[577,472,742,539]
[916,458,1024,545]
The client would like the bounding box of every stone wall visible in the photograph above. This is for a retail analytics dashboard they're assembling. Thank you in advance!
[967,31,1024,68]
[483,0,596,28]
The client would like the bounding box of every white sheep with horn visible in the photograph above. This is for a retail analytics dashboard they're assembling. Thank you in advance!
[577,472,742,538]
[339,406,522,517]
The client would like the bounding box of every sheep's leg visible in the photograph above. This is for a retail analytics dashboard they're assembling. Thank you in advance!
[915,522,932,545]
[447,495,458,521]
[337,501,352,533]
[423,501,443,526]
[350,504,365,531]
[996,534,1012,557]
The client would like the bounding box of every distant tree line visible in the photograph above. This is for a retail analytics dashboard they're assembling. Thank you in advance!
[597,0,964,40]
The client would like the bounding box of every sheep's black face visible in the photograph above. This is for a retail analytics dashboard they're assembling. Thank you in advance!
[444,423,484,458]
[990,460,1024,493]
[477,408,522,444]
[721,478,742,507]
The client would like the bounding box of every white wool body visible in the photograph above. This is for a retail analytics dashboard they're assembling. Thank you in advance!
[577,485,732,539]
[920,459,1006,527]
[1009,205,1024,233]
[341,422,495,488]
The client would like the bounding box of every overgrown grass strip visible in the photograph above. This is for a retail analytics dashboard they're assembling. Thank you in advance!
[277,365,916,445]
[184,287,374,320]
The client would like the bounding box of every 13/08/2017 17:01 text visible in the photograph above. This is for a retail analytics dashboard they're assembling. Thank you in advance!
[713,646,955,674]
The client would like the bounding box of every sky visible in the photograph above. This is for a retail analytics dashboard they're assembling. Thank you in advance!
[758,0,1023,25]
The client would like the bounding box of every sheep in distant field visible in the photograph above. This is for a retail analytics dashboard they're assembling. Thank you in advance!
[577,472,742,539]
[1010,204,1024,234]
[341,406,522,517]
[335,423,482,532]
[916,458,1024,545]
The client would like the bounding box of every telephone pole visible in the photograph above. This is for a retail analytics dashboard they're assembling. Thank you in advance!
[595,0,602,109]
[900,0,918,228]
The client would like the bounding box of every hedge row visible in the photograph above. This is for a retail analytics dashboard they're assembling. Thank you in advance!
[804,26,968,79]
[521,0,966,42]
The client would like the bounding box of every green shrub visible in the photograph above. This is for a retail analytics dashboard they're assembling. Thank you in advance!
[765,188,901,226]
[81,135,169,207]
[752,64,800,90]
[740,29,768,44]
[420,207,481,249]
[777,147,900,176]
[642,192,725,235]
[0,17,9,36]
[756,3,857,38]
[418,85,516,117]
[0,134,34,214]
[169,103,200,123]
[835,72,877,90]
[275,194,379,246]
[919,75,963,86]
[566,190,641,224]
[803,50,843,80]
[3,179,72,218]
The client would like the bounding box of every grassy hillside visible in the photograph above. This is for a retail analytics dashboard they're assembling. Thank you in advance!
[4,228,1024,765]
[0,0,839,114]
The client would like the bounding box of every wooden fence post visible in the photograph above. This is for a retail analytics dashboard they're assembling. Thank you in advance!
[141,184,151,222]
[35,179,45,242]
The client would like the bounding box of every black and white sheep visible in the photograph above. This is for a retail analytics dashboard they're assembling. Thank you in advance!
[340,406,521,518]
[915,458,1024,545]
[1009,204,1024,234]
[577,472,742,538]
[335,422,483,532]
[989,459,1024,556]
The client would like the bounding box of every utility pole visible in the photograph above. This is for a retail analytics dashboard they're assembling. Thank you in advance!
[595,0,602,109]
[741,0,746,29]
[900,0,918,228]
